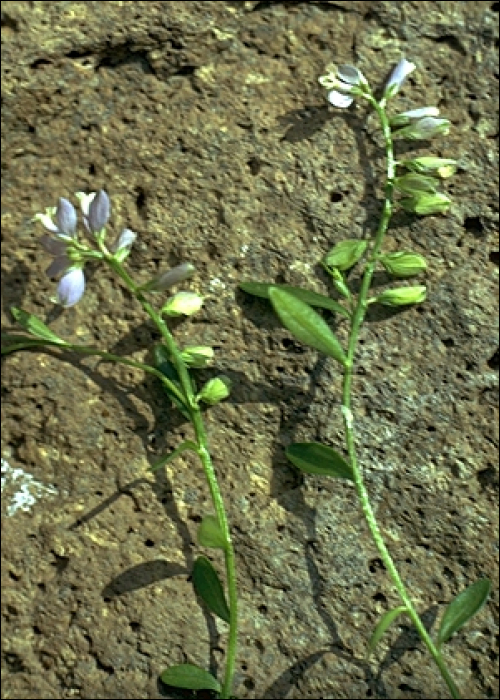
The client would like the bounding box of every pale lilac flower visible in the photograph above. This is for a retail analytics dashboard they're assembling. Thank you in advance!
[384,58,416,99]
[34,198,78,240]
[35,190,136,308]
[87,190,110,233]
[110,228,137,262]
[55,267,86,308]
[39,233,86,307]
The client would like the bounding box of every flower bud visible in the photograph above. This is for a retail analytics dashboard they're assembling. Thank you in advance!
[379,252,427,278]
[400,192,452,215]
[400,156,457,178]
[111,228,137,262]
[180,346,214,368]
[197,376,232,405]
[393,116,451,140]
[390,107,440,128]
[162,291,204,317]
[383,58,416,100]
[139,263,195,292]
[374,285,427,307]
[323,267,351,298]
[394,173,439,196]
[323,239,367,272]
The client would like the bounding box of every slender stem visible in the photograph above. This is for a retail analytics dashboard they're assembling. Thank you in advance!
[106,257,238,698]
[340,94,460,699]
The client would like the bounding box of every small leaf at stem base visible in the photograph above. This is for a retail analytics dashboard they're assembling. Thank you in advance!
[192,555,230,623]
[367,606,408,658]
[160,663,221,692]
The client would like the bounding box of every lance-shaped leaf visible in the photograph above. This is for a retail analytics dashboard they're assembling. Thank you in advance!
[11,307,69,345]
[160,664,221,692]
[437,578,491,647]
[197,514,228,550]
[192,555,230,623]
[367,606,408,658]
[239,281,350,318]
[269,287,347,365]
[286,442,354,481]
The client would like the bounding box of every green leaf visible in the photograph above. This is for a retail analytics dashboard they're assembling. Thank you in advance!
[323,239,368,271]
[160,663,221,692]
[192,556,230,623]
[153,344,191,419]
[1,335,63,355]
[286,442,354,481]
[366,606,408,658]
[197,515,228,550]
[269,287,347,365]
[239,281,350,318]
[11,307,69,345]
[437,578,491,647]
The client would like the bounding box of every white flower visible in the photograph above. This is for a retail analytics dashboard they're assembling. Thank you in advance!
[319,64,369,109]
[384,58,416,99]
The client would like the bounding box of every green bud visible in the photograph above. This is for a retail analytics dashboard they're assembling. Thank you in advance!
[393,116,451,140]
[394,173,439,196]
[379,251,427,278]
[400,192,452,215]
[139,263,195,292]
[323,239,368,272]
[162,291,204,317]
[180,346,214,368]
[400,156,457,178]
[390,107,440,128]
[374,285,427,307]
[197,376,232,405]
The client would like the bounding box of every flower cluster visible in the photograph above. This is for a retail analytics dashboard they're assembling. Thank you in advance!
[34,190,136,307]
[318,58,456,216]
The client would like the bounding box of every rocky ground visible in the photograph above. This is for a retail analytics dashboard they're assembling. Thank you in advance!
[1,2,498,698]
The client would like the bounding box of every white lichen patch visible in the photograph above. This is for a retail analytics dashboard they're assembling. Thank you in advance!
[1,458,58,517]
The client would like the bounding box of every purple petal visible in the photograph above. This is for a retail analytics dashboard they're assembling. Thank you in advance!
[46,255,71,278]
[40,234,68,257]
[56,268,85,307]
[88,190,110,233]
[55,198,78,236]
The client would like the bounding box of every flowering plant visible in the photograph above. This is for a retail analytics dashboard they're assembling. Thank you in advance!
[241,59,490,699]
[2,58,492,699]
[3,190,238,698]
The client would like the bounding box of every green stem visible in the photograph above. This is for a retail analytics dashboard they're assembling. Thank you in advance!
[2,336,188,406]
[106,257,238,699]
[340,95,460,699]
